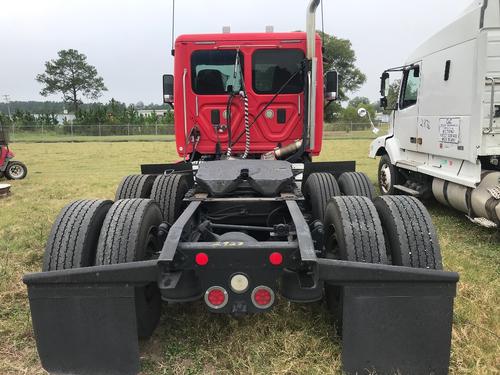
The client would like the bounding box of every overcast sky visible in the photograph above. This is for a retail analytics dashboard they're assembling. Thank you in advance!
[0,0,474,105]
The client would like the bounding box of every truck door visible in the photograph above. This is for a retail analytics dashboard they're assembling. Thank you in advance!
[394,65,421,152]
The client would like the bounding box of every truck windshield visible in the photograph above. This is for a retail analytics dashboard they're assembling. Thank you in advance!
[252,49,304,95]
[191,50,244,95]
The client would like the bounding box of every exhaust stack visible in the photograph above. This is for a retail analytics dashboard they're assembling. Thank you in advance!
[305,0,320,150]
[306,0,320,59]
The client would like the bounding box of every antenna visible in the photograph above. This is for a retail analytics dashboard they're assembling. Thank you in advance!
[171,0,176,56]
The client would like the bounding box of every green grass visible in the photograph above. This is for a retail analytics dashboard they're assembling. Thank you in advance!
[0,140,498,374]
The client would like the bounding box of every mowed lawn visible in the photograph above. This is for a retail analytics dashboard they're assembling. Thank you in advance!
[0,140,498,375]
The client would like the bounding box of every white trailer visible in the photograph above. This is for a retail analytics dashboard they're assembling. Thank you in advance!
[370,0,500,227]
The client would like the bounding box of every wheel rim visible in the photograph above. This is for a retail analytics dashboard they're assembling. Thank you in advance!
[379,163,392,194]
[8,164,24,179]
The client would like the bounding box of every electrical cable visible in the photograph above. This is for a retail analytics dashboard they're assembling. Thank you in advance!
[231,63,304,145]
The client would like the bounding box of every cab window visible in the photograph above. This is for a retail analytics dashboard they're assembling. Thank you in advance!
[400,66,421,109]
[191,50,244,95]
[252,49,304,94]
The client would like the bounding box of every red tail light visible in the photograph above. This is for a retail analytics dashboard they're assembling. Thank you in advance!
[204,286,228,309]
[251,286,275,309]
[269,252,283,266]
[195,252,209,266]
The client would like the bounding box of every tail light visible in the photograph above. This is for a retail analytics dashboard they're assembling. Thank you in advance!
[269,252,283,266]
[251,286,275,309]
[204,286,228,309]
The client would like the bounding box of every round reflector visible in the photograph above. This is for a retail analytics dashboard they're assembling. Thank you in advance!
[230,274,249,293]
[195,252,209,266]
[251,286,275,309]
[269,252,283,266]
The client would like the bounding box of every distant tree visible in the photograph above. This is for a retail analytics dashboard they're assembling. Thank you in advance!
[320,32,366,101]
[348,96,370,108]
[36,49,107,112]
[318,32,366,122]
[135,101,145,109]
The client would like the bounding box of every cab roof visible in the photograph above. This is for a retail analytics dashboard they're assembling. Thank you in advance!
[175,32,320,44]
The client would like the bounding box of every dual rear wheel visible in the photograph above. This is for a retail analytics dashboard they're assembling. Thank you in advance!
[42,173,191,338]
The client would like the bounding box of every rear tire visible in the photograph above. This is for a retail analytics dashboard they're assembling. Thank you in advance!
[43,199,112,271]
[96,199,163,338]
[115,175,156,200]
[302,173,341,222]
[338,172,375,200]
[323,196,387,333]
[150,174,190,225]
[323,196,387,263]
[374,195,442,269]
[5,161,28,180]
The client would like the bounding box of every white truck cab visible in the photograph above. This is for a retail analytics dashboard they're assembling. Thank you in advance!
[371,0,500,226]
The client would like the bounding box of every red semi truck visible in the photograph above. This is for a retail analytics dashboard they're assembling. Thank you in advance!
[23,1,458,374]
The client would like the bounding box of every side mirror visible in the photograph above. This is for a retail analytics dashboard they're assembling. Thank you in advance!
[163,74,174,104]
[325,70,339,102]
[379,71,390,109]
[357,107,380,135]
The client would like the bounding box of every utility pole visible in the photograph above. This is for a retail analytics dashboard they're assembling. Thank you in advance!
[2,95,12,120]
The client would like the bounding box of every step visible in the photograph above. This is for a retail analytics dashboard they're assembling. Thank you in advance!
[394,184,421,197]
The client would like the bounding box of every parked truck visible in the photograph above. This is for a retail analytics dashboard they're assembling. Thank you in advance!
[23,1,459,374]
[371,0,500,227]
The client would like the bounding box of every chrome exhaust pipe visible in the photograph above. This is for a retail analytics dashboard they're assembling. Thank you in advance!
[306,0,320,150]
[306,0,320,59]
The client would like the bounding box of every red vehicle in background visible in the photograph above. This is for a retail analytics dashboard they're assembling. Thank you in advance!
[0,123,28,180]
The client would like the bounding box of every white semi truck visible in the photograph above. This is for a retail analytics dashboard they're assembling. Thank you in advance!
[370,0,500,227]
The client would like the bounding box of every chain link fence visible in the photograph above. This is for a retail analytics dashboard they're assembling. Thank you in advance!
[7,122,388,142]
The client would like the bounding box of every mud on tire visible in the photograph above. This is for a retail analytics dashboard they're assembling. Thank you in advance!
[43,199,112,271]
[115,175,156,200]
[374,195,442,269]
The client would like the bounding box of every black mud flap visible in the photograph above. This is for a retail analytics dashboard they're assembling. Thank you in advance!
[318,259,458,375]
[23,260,159,375]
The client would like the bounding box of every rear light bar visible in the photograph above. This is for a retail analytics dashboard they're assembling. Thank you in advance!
[251,286,275,309]
[204,286,228,309]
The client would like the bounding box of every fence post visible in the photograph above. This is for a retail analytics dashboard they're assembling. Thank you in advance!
[98,124,102,137]
[70,123,73,137]
[350,122,353,133]
[41,123,44,136]
[127,123,130,136]
[155,124,158,136]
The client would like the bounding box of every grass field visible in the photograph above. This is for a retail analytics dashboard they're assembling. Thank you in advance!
[0,140,498,374]
[9,123,388,143]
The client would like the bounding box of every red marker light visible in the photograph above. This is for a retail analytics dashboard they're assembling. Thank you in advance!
[195,252,209,266]
[269,252,283,266]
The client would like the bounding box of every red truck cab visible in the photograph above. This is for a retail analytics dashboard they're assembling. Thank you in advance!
[169,32,325,161]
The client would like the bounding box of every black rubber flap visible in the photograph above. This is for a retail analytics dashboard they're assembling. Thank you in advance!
[341,284,454,375]
[196,160,294,197]
[28,284,140,375]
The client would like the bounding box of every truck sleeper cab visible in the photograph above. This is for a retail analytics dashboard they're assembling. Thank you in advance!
[372,0,500,226]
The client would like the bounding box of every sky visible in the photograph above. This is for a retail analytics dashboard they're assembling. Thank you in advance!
[0,0,475,106]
